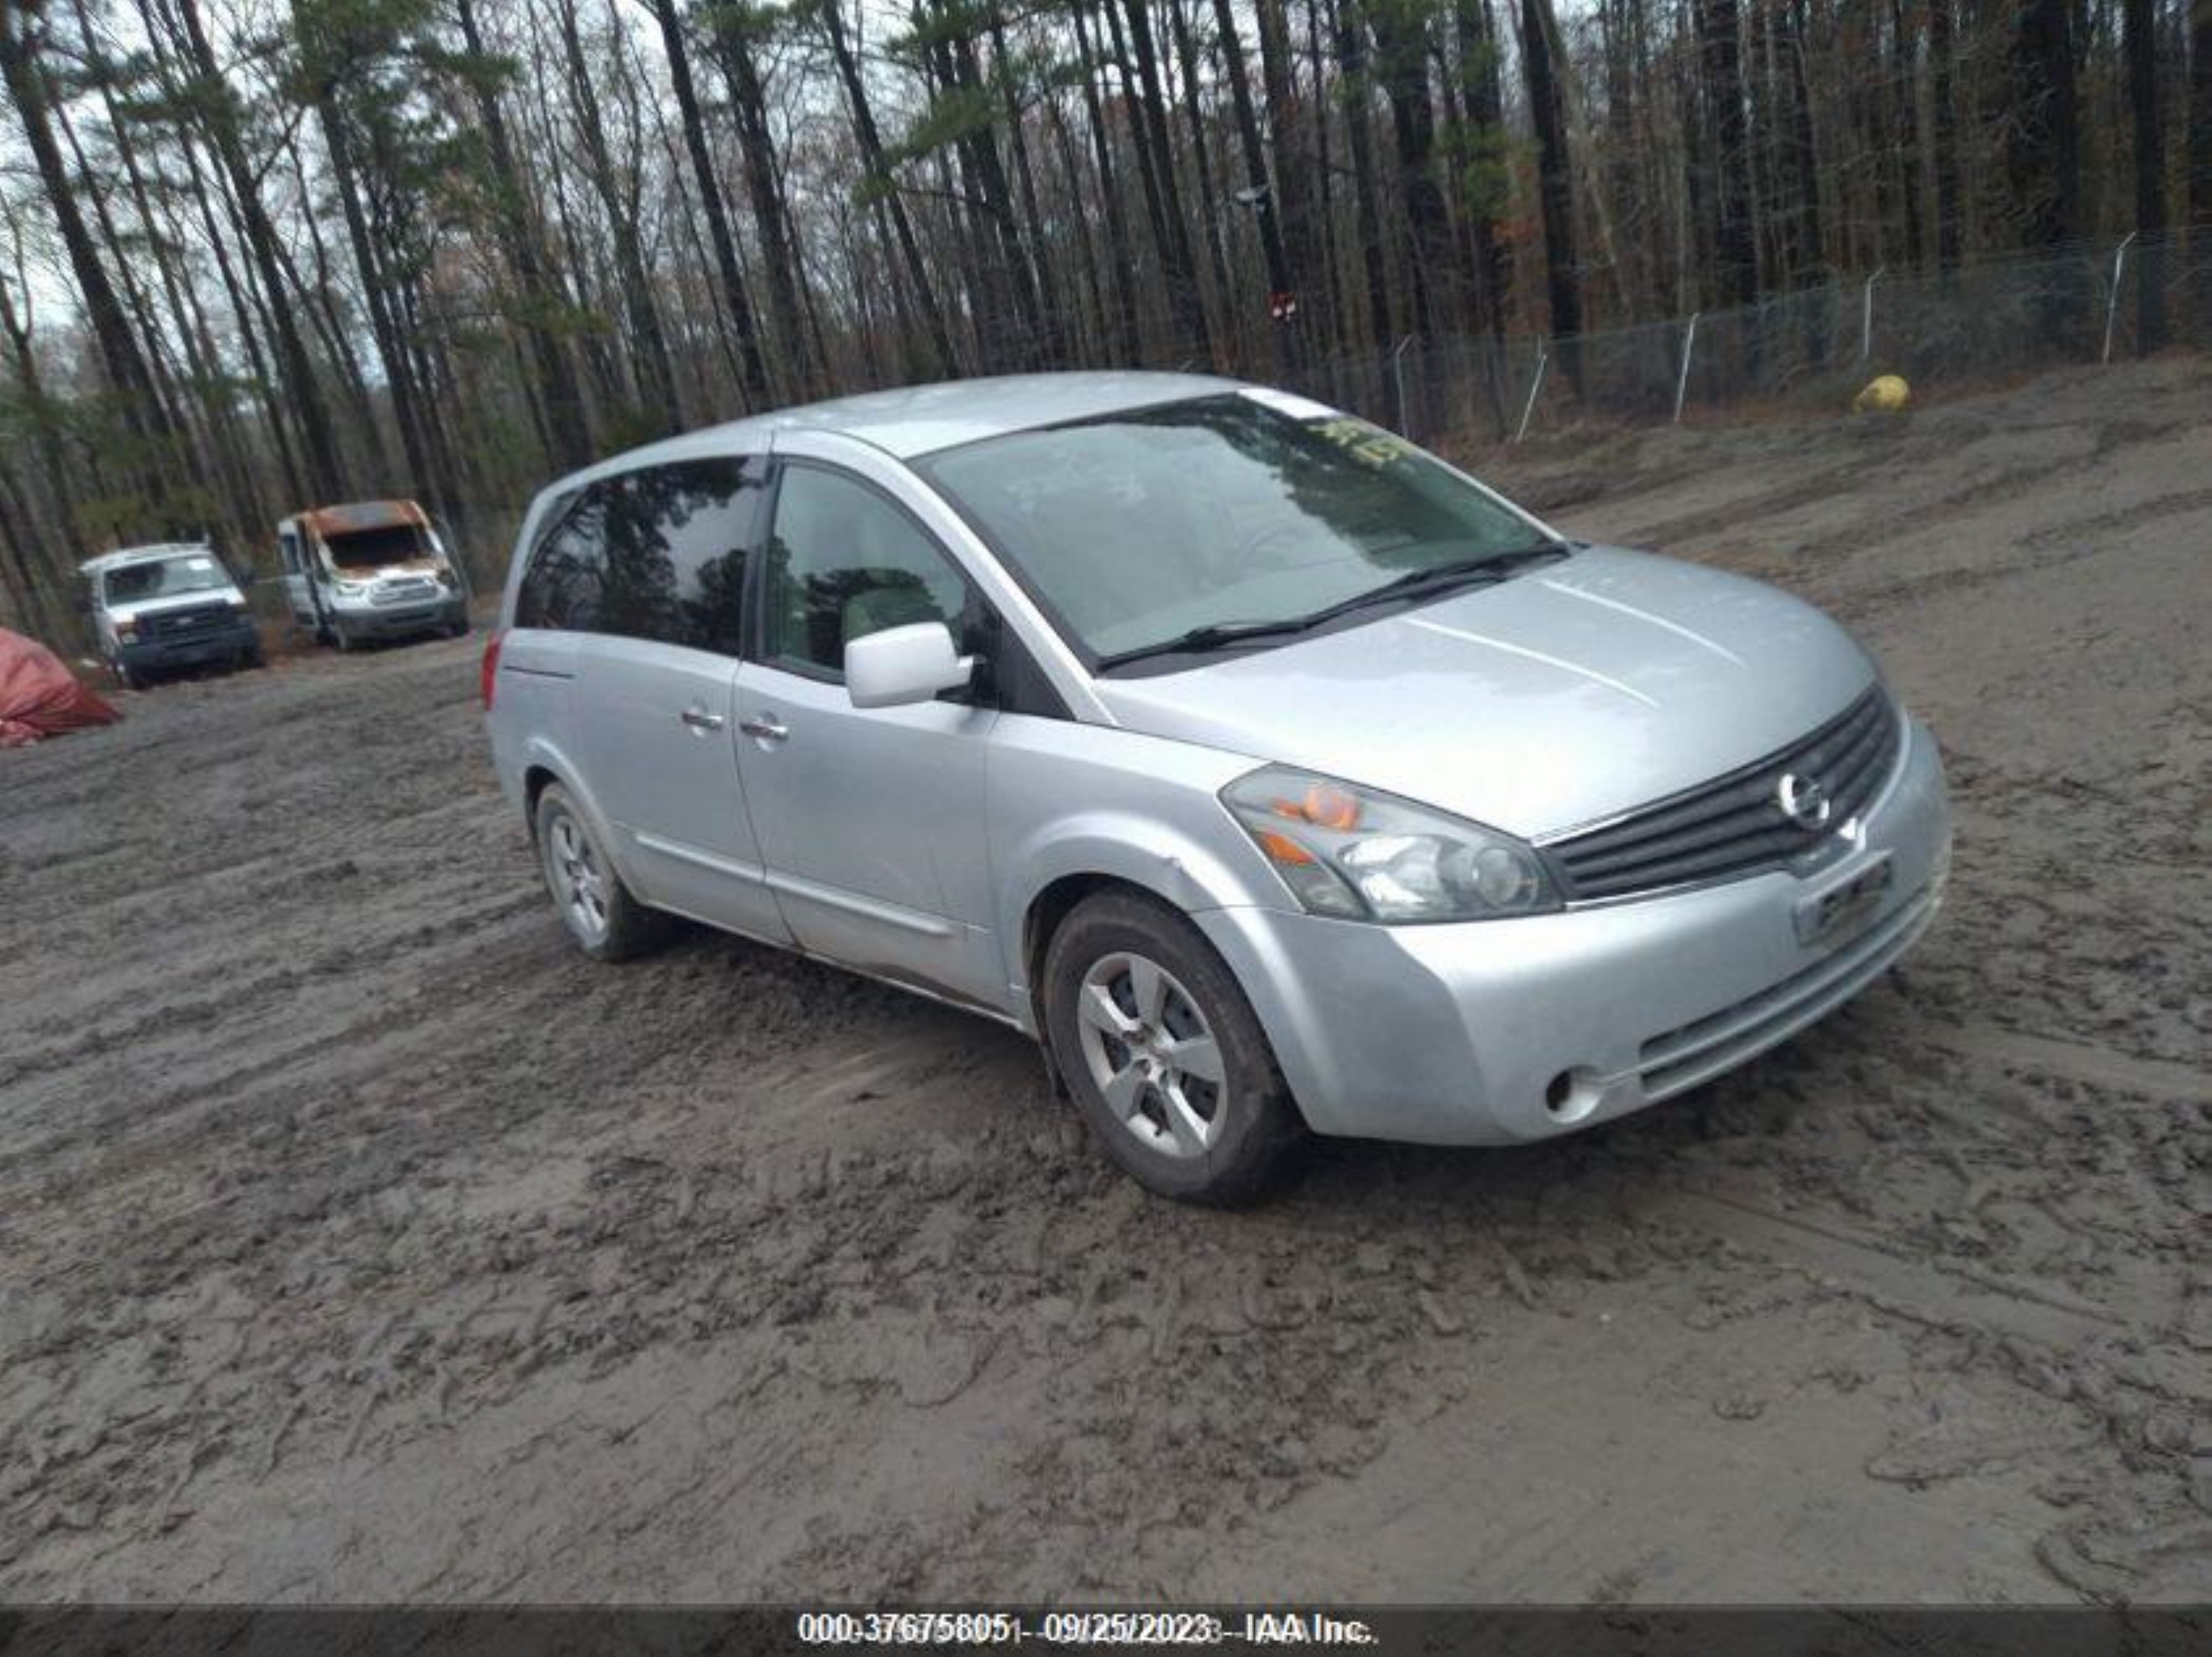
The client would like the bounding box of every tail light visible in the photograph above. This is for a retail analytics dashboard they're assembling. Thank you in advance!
[480,628,503,710]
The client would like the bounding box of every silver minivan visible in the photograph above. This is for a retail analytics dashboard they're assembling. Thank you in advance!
[483,374,1950,1202]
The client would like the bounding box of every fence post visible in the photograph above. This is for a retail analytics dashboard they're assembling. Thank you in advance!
[1673,312,1701,424]
[1513,340,1550,444]
[2101,232,2137,365]
[1859,266,1886,365]
[1389,335,1416,432]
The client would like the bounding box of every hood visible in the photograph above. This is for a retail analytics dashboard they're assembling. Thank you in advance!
[1088,546,1878,838]
[107,586,245,626]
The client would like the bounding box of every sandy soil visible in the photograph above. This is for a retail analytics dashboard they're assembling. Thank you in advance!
[1,357,2206,1605]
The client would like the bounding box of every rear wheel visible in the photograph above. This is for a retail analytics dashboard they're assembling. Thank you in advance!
[533,783,668,963]
[1043,890,1302,1203]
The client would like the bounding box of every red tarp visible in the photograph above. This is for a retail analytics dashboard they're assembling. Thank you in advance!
[1,627,119,748]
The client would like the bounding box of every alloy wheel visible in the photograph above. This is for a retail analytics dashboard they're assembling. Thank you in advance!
[546,814,610,944]
[1073,951,1228,1159]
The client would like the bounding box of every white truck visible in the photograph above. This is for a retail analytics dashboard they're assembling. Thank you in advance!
[80,543,262,688]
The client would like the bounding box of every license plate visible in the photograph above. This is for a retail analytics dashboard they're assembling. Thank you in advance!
[1796,856,1893,947]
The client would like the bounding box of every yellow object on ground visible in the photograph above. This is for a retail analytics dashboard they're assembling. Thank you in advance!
[1853,374,1911,413]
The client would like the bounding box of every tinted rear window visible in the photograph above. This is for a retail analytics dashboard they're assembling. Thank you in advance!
[516,459,764,654]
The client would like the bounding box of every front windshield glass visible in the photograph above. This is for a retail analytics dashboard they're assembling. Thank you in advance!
[102,552,233,606]
[914,393,1551,664]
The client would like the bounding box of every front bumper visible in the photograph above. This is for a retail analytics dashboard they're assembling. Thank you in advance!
[334,594,466,639]
[1197,717,1952,1145]
[118,620,259,674]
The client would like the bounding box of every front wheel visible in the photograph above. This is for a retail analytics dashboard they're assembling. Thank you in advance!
[1043,890,1302,1204]
[109,654,139,691]
[533,783,668,963]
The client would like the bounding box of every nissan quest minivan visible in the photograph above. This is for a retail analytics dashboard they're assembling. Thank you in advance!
[483,373,1951,1202]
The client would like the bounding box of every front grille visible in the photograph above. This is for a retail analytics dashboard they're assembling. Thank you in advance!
[1543,687,1900,902]
[372,577,440,606]
[139,604,232,639]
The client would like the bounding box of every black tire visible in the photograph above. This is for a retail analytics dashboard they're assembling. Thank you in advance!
[533,783,668,963]
[332,621,355,653]
[109,654,139,691]
[1043,889,1302,1204]
[447,614,472,639]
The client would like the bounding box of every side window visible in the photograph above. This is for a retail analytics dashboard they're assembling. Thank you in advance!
[598,457,763,655]
[763,465,974,678]
[514,486,609,632]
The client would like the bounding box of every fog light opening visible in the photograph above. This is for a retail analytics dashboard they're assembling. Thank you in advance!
[1544,1067,1601,1125]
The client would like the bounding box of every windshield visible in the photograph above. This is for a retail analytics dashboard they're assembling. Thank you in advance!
[914,393,1553,666]
[325,523,433,570]
[101,552,234,606]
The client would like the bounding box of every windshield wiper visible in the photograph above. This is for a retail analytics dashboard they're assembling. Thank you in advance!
[1099,616,1321,669]
[1097,541,1571,671]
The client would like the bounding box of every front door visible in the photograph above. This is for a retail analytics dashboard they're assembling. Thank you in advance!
[278,525,316,628]
[732,457,1003,1008]
[561,459,791,945]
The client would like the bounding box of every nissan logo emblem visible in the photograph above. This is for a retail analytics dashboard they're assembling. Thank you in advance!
[1775,772,1833,830]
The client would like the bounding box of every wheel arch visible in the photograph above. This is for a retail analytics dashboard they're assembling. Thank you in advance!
[514,745,634,893]
[522,761,561,841]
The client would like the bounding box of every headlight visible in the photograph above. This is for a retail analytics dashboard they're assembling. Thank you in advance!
[1221,766,1559,923]
[115,620,138,642]
[334,579,368,597]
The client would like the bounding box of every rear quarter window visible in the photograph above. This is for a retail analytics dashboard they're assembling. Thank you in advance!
[514,486,609,632]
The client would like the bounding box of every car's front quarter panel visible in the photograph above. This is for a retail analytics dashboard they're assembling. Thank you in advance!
[986,718,1297,1022]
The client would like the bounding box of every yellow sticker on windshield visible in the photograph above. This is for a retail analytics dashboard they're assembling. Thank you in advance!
[1310,417,1414,469]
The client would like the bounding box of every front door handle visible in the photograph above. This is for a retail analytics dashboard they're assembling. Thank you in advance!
[679,705,726,734]
[739,714,789,744]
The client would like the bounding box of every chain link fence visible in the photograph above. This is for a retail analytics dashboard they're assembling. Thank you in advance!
[9,231,2206,654]
[1255,230,2209,448]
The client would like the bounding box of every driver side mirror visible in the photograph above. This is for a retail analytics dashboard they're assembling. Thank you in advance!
[844,622,975,709]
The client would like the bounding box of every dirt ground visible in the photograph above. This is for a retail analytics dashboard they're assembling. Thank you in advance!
[1,357,2206,1606]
